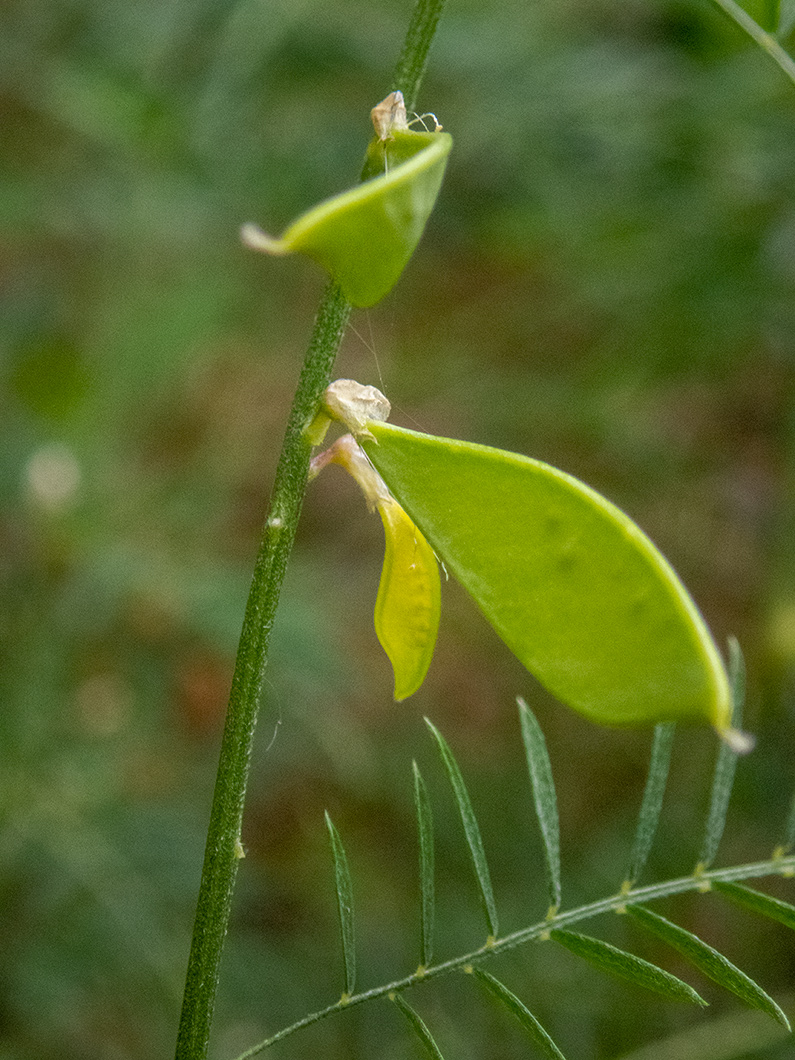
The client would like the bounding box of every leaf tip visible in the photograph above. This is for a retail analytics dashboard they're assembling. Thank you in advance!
[773,1006,792,1031]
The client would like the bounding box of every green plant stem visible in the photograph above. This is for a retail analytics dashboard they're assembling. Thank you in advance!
[231,853,795,1059]
[174,282,351,1060]
[175,0,449,1051]
[393,0,448,111]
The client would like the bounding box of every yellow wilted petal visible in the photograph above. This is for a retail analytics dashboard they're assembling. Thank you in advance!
[375,497,441,701]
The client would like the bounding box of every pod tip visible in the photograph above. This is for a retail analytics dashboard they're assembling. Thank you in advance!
[717,726,755,755]
[240,223,286,255]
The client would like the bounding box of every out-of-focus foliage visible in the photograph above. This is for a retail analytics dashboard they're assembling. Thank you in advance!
[1,0,794,1057]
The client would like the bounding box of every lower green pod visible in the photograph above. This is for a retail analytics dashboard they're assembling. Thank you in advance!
[375,497,441,701]
[242,94,452,308]
[360,422,735,737]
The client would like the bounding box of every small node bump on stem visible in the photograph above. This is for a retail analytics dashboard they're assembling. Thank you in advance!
[692,865,712,894]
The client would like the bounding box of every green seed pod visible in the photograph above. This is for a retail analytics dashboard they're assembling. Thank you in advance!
[242,92,452,308]
[360,420,741,740]
[375,496,441,701]
[360,419,741,737]
[316,380,750,746]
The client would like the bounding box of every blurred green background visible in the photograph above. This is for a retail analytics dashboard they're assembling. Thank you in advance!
[2,0,795,1057]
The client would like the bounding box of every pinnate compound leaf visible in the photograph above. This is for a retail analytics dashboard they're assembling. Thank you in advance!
[518,698,561,911]
[550,929,707,1006]
[625,723,676,887]
[714,882,795,934]
[626,905,790,1029]
[325,812,356,998]
[413,761,435,968]
[426,719,499,938]
[392,992,446,1060]
[472,968,568,1060]
[361,422,734,737]
[697,639,746,871]
[242,96,452,308]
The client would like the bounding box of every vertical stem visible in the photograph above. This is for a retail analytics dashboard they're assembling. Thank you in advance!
[175,0,449,1052]
[393,0,449,111]
[175,284,351,1060]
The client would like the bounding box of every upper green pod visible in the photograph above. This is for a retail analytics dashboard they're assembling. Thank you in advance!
[359,421,736,739]
[242,92,452,307]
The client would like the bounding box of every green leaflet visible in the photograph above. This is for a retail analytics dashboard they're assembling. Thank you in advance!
[550,929,706,1006]
[360,420,737,738]
[697,638,746,871]
[242,92,452,308]
[392,992,447,1060]
[713,882,795,933]
[518,698,561,912]
[471,968,568,1060]
[626,905,790,1028]
[427,720,499,939]
[625,723,676,888]
[413,762,436,969]
[325,812,356,999]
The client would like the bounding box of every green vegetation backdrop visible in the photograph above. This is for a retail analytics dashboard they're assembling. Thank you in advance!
[1,0,794,1057]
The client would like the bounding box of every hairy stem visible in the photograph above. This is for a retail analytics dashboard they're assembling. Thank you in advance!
[174,0,449,1054]
[175,283,350,1059]
[393,0,448,111]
